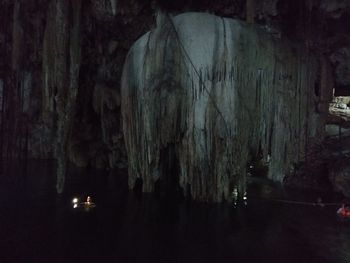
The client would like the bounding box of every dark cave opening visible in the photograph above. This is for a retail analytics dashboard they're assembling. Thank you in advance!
[133,176,143,198]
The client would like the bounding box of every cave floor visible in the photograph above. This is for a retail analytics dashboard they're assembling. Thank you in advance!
[0,161,350,263]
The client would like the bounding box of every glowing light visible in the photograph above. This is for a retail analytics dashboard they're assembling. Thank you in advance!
[232,187,238,197]
[72,198,79,204]
[243,191,248,200]
[73,204,78,209]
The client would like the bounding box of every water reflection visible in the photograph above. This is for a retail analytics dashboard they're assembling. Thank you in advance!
[0,162,350,263]
[232,187,248,207]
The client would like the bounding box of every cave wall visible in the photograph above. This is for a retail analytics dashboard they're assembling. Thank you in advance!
[122,12,320,202]
[0,0,155,169]
[42,0,82,192]
[1,0,350,195]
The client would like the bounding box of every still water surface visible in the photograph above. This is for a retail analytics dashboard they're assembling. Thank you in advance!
[0,161,349,263]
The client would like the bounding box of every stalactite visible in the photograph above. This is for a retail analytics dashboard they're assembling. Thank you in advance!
[122,12,320,202]
[110,0,117,16]
[57,0,82,194]
[42,0,82,193]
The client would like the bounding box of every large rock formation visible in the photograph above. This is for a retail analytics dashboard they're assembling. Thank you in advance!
[2,0,350,196]
[122,12,320,202]
[42,0,82,193]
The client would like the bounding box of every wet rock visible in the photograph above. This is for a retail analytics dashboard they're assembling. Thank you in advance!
[122,12,320,202]
[42,0,83,193]
[3,0,350,198]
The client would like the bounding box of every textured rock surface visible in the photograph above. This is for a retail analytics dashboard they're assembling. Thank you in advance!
[122,12,320,201]
[1,0,350,196]
[42,0,82,192]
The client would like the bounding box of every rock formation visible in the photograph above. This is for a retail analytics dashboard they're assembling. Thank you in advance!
[42,0,82,193]
[1,0,350,198]
[122,12,321,202]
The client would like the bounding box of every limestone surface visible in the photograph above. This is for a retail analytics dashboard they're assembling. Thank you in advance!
[122,12,320,202]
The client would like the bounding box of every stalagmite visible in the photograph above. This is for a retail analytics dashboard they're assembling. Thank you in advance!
[121,12,320,202]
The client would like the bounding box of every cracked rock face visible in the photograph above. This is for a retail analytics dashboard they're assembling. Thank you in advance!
[122,12,320,202]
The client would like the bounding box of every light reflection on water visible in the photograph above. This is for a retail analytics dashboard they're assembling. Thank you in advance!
[0,161,349,263]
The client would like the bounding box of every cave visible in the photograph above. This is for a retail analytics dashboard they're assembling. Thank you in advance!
[1,0,350,262]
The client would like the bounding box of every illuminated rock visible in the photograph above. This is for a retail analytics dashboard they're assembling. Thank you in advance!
[121,12,320,202]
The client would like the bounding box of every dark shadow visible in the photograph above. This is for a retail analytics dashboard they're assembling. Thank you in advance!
[158,143,183,202]
[154,178,161,199]
[155,143,184,222]
[133,177,143,200]
[247,146,269,178]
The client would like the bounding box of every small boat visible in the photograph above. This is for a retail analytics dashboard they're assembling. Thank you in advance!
[72,196,96,211]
